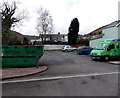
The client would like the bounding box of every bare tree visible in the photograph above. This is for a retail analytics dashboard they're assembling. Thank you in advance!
[0,1,27,45]
[36,7,54,43]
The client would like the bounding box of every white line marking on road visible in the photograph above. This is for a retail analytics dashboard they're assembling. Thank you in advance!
[1,72,120,84]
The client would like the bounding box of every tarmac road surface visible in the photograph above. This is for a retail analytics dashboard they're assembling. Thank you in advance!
[2,51,119,96]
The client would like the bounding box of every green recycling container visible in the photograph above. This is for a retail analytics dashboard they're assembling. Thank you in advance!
[1,45,44,67]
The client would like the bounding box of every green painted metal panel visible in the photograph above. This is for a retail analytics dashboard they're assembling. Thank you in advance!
[2,46,44,56]
[1,45,44,67]
[2,57,38,67]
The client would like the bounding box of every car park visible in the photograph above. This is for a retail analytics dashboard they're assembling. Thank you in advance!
[76,46,93,55]
[62,45,76,52]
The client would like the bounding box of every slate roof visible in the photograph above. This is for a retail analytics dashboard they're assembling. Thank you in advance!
[104,20,120,29]
[88,20,120,35]
[24,35,39,40]
[82,20,120,39]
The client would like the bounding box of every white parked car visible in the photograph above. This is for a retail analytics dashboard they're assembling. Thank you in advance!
[62,45,76,52]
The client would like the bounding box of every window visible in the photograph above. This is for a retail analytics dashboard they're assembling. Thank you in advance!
[116,43,119,48]
[108,44,115,49]
[84,48,88,49]
[95,43,108,50]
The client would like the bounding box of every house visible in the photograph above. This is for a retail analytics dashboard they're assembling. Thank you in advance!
[89,20,120,48]
[24,35,39,43]
[10,32,68,45]
[38,33,68,42]
[8,30,25,45]
[8,31,38,45]
[83,20,120,40]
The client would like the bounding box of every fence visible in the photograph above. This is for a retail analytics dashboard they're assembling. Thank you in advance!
[44,44,87,50]
[44,45,68,50]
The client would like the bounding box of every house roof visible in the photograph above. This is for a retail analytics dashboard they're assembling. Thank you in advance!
[39,34,67,38]
[24,34,67,40]
[104,20,120,28]
[24,35,39,40]
[88,20,120,35]
[82,20,120,39]
[10,30,24,39]
[116,22,120,27]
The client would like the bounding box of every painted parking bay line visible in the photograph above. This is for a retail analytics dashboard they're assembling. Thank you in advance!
[1,71,120,84]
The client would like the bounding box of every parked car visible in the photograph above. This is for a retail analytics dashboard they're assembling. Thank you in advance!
[76,46,93,54]
[62,45,76,52]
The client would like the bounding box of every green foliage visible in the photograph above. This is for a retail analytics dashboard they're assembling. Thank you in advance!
[9,37,29,45]
[22,37,29,45]
[9,37,22,45]
[68,18,79,45]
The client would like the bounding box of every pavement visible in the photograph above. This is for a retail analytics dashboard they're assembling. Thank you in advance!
[0,60,119,80]
[0,66,47,80]
[108,61,120,65]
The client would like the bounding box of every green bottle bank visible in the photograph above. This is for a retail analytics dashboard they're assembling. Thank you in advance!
[1,45,44,67]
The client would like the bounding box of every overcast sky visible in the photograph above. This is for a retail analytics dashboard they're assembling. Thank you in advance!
[2,0,120,36]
